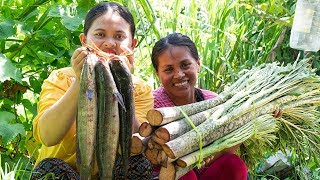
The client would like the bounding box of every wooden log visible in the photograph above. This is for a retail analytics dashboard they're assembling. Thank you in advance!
[175,159,187,168]
[153,108,215,145]
[139,121,155,137]
[159,163,175,180]
[145,148,160,165]
[159,150,168,167]
[157,150,168,167]
[146,94,231,126]
[145,139,168,166]
[130,133,150,155]
[152,133,168,146]
[147,138,163,150]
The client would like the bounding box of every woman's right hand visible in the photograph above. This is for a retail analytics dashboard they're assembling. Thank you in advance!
[71,47,89,80]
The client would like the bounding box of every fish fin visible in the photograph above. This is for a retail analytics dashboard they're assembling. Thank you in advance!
[114,92,126,112]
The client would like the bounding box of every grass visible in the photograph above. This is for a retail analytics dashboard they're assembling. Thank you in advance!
[0,155,19,180]
[0,155,33,180]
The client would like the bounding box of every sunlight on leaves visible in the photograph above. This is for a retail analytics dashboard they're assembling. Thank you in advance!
[0,111,25,144]
[0,54,22,83]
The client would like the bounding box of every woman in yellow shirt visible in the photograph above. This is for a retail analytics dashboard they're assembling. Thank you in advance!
[31,2,153,179]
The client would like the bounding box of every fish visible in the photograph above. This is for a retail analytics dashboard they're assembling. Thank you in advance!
[76,53,99,180]
[95,59,121,179]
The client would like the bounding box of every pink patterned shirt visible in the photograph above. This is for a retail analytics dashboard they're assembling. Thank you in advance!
[153,86,218,108]
[152,86,218,179]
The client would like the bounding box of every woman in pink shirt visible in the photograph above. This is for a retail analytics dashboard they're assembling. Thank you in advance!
[151,33,248,180]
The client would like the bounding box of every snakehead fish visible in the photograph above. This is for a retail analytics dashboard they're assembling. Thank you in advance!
[95,59,121,179]
[76,53,98,180]
[110,59,134,177]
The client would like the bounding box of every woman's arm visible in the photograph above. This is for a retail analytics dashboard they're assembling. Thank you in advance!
[38,78,80,146]
[37,47,88,146]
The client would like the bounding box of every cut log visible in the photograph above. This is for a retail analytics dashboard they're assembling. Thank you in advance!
[157,150,168,167]
[159,150,168,167]
[139,121,155,137]
[146,94,231,126]
[152,133,168,146]
[175,159,187,168]
[159,163,175,180]
[145,148,160,165]
[130,133,150,155]
[147,138,163,150]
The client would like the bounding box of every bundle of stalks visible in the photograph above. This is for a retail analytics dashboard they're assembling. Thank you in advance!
[142,59,320,179]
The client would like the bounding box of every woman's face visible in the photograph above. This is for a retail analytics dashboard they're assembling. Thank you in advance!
[156,46,200,102]
[80,10,137,56]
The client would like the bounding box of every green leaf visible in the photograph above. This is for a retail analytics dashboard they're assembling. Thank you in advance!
[48,4,65,17]
[0,111,25,144]
[0,20,16,39]
[49,4,86,31]
[21,99,37,117]
[61,15,83,31]
[0,54,22,83]
[29,76,42,94]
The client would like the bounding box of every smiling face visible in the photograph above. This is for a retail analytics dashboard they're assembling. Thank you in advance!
[156,46,200,105]
[80,10,137,55]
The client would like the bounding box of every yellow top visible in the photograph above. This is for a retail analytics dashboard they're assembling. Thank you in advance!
[32,67,153,174]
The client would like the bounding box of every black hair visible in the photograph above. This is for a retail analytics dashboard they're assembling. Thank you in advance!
[151,33,199,71]
[83,1,135,38]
